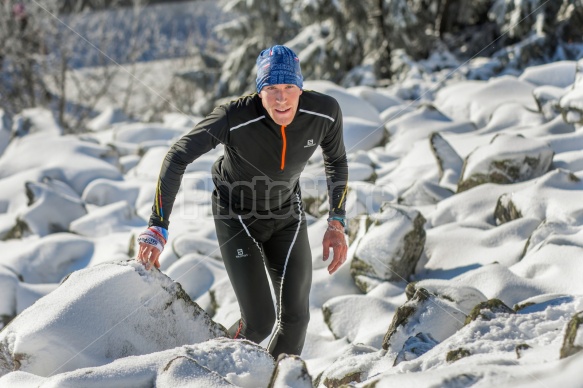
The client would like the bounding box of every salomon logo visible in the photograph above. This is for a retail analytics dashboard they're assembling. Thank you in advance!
[304,139,316,148]
[236,248,248,259]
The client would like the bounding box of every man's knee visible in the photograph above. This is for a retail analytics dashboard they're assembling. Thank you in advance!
[282,309,310,330]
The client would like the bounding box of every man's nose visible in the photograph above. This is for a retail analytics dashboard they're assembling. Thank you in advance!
[275,90,285,102]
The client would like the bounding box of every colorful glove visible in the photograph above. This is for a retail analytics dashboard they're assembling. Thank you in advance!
[137,226,168,253]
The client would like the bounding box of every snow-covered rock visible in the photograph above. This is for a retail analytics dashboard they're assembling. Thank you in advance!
[268,354,312,388]
[322,294,398,348]
[384,104,475,157]
[0,339,274,387]
[165,253,228,301]
[493,169,583,225]
[352,205,426,286]
[86,107,131,131]
[302,80,381,124]
[479,102,545,134]
[435,76,537,129]
[458,134,554,192]
[0,133,122,194]
[533,85,567,120]
[343,117,385,152]
[82,178,142,207]
[430,132,463,192]
[69,200,146,237]
[398,180,453,206]
[11,108,63,138]
[0,261,228,377]
[17,178,87,237]
[347,86,404,113]
[382,287,467,361]
[2,233,93,284]
[518,61,577,88]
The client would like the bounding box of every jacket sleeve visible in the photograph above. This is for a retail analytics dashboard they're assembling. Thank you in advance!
[320,99,348,219]
[149,106,230,229]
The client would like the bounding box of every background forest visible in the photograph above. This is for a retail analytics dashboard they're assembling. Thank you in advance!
[1,0,582,130]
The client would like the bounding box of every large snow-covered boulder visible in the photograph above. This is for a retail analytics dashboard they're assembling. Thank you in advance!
[17,178,87,237]
[352,205,426,288]
[0,261,227,377]
[11,108,63,138]
[342,117,385,152]
[2,233,93,284]
[0,339,274,387]
[347,86,404,113]
[0,133,122,194]
[384,104,475,157]
[382,288,465,361]
[322,294,399,348]
[435,76,537,129]
[164,253,228,302]
[69,200,146,237]
[521,221,583,257]
[82,178,142,207]
[493,169,583,225]
[302,80,381,123]
[458,134,553,192]
[421,218,539,279]
[518,61,577,88]
[479,102,545,134]
[398,180,453,206]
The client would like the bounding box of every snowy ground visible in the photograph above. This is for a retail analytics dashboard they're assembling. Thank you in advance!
[1,53,583,386]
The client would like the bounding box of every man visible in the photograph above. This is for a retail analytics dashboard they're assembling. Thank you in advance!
[137,45,348,358]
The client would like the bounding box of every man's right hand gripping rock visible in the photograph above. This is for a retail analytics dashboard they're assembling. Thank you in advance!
[136,226,168,270]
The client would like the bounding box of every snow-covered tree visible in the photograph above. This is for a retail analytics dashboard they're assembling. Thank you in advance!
[0,0,57,113]
[213,0,300,98]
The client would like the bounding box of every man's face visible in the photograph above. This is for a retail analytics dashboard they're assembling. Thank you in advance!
[259,84,303,126]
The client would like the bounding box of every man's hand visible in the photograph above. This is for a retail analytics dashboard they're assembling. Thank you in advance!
[136,226,168,270]
[322,220,347,274]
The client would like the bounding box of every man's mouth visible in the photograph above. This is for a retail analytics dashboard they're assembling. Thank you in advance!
[275,108,291,114]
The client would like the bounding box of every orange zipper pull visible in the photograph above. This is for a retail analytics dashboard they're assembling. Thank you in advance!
[280,125,287,170]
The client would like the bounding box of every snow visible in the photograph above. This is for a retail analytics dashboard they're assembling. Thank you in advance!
[518,60,577,88]
[1,19,583,388]
[435,76,537,129]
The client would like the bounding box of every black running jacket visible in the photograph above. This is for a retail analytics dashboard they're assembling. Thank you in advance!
[149,90,348,229]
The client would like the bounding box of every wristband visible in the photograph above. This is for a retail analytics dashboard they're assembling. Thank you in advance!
[137,226,168,253]
[327,216,346,228]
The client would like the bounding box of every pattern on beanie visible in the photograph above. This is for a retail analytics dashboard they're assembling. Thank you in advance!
[256,45,303,93]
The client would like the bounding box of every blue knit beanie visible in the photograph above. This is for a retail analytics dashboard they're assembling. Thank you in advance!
[256,45,303,93]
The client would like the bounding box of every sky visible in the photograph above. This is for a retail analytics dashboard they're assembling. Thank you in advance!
[1,11,583,388]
